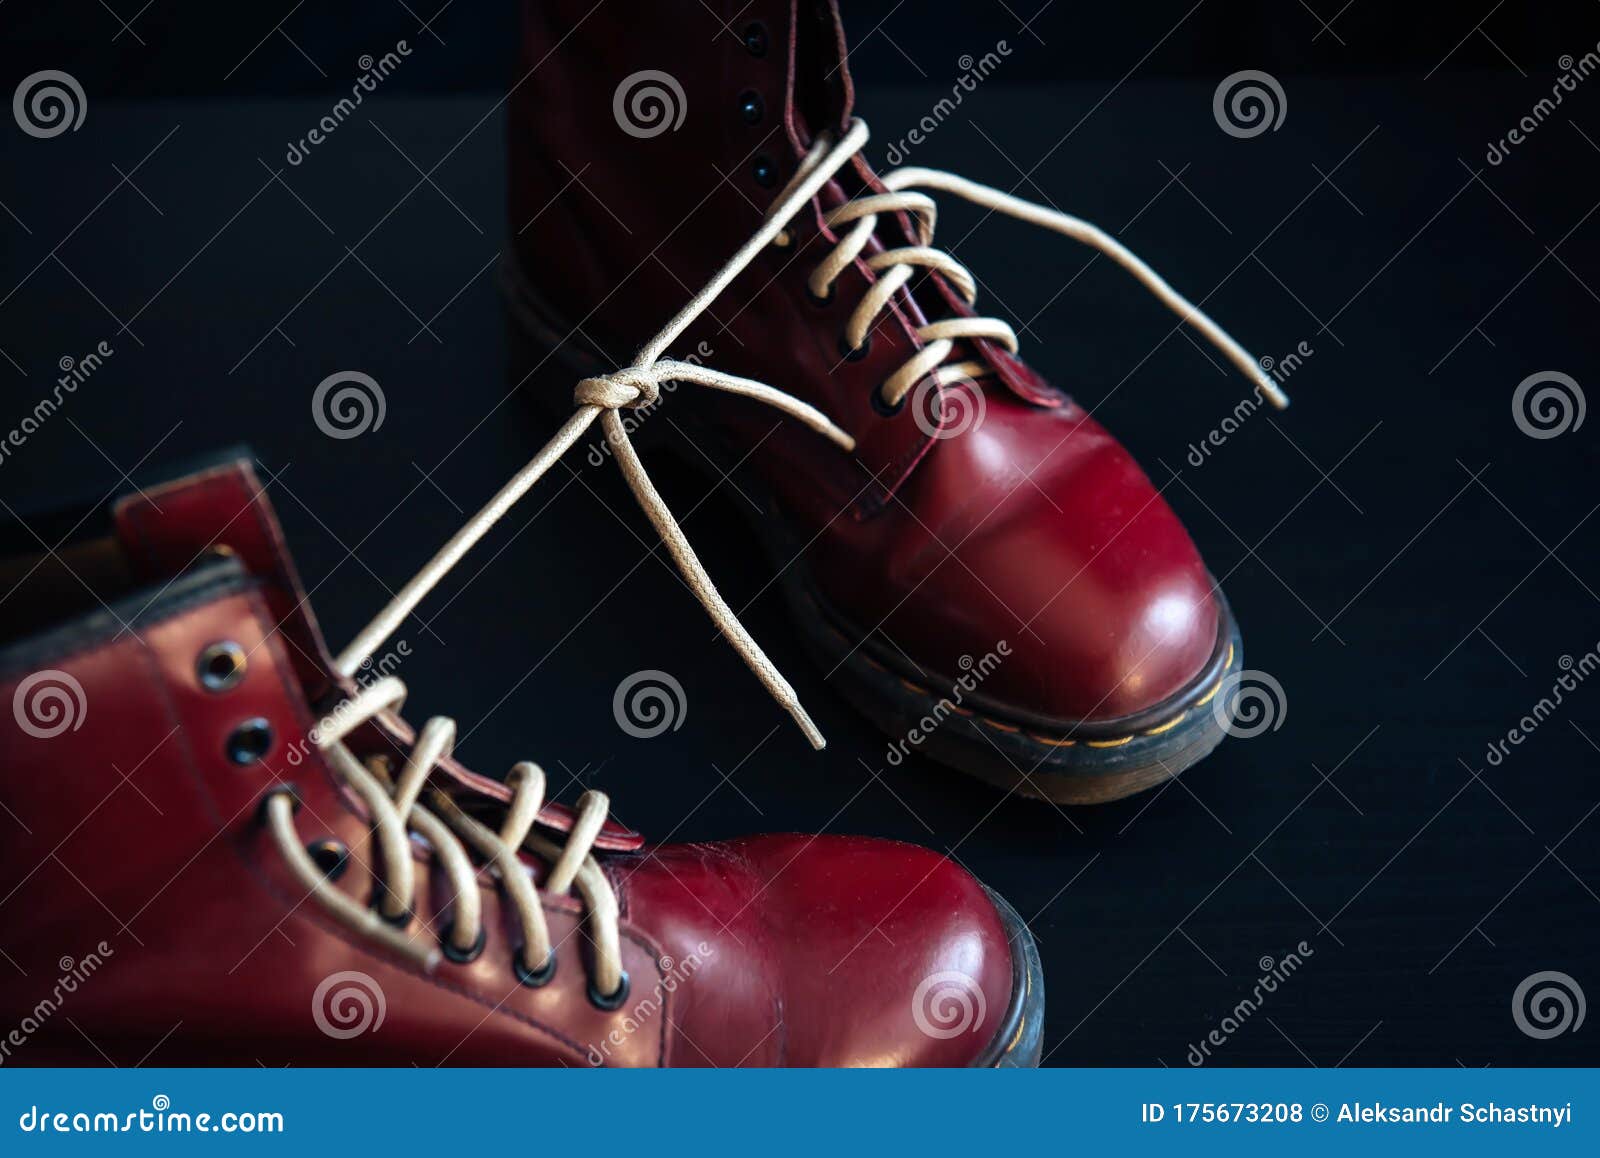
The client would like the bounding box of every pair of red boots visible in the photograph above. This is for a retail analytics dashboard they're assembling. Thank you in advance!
[0,1,1280,1066]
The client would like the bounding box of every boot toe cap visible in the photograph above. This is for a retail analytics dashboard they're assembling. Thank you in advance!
[740,835,1019,1067]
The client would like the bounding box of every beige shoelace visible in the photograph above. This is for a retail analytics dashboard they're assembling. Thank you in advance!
[330,117,1282,760]
[264,675,624,993]
[263,118,1281,986]
[257,127,892,992]
[771,122,1290,411]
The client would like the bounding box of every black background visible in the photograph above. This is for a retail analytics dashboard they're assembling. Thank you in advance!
[4,1,1599,89]
[1,1,1597,1066]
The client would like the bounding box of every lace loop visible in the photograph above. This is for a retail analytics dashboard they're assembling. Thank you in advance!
[829,154,1292,409]
[264,678,621,993]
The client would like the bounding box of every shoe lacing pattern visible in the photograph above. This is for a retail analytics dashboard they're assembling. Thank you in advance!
[264,675,624,995]
[769,121,1290,411]
[329,117,1284,764]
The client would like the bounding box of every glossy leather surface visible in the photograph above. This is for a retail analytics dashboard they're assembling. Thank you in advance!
[507,0,1220,722]
[0,463,1014,1066]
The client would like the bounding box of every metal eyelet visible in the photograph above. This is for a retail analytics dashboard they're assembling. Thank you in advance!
[752,155,777,187]
[839,333,872,362]
[377,905,413,929]
[197,641,247,692]
[871,384,907,417]
[367,882,412,927]
[514,948,558,988]
[743,21,768,57]
[737,89,764,124]
[306,838,349,880]
[226,718,273,765]
[441,923,487,965]
[588,971,631,1011]
[255,784,300,825]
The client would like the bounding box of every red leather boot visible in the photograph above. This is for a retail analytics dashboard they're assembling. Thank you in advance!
[0,456,1040,1066]
[503,0,1286,802]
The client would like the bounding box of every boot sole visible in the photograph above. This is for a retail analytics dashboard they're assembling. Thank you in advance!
[499,256,1242,805]
[975,883,1046,1067]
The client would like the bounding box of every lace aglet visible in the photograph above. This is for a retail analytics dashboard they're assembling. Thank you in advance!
[1260,375,1290,411]
[789,703,827,750]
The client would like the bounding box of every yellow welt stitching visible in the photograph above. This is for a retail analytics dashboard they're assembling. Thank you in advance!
[1006,1013,1027,1055]
[1085,735,1134,749]
[1142,711,1188,737]
[1194,674,1224,708]
[899,678,928,695]
[983,717,1022,734]
[1028,732,1077,747]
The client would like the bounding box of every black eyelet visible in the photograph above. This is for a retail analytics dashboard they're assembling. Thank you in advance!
[588,971,631,1011]
[514,948,558,988]
[370,884,412,927]
[197,641,247,692]
[377,904,412,929]
[736,90,764,124]
[743,21,768,57]
[839,333,872,362]
[255,784,300,825]
[441,923,487,965]
[805,282,834,307]
[752,156,777,188]
[306,837,349,880]
[226,718,273,765]
[871,384,906,417]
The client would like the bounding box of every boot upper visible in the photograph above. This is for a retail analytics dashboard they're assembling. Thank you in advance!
[0,458,1017,1066]
[508,0,1227,725]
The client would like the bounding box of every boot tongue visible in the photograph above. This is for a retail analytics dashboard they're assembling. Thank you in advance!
[111,455,337,698]
[784,2,1066,410]
[110,454,648,852]
[785,0,854,147]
